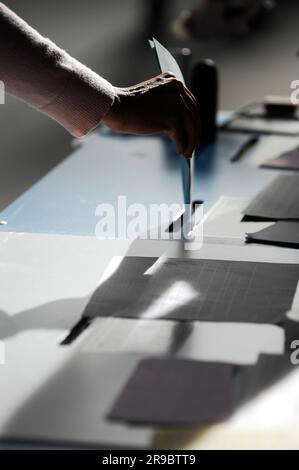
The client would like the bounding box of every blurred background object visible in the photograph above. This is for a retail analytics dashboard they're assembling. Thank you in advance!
[0,0,299,210]
[171,0,276,40]
[190,59,218,145]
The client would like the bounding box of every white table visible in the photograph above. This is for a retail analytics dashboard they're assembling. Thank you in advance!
[1,129,299,449]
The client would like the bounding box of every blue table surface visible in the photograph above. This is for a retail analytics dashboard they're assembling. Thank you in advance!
[0,127,275,236]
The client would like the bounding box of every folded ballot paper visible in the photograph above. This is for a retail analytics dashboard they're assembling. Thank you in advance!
[150,38,194,232]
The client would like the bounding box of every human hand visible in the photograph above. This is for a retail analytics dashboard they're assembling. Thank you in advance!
[103,73,199,158]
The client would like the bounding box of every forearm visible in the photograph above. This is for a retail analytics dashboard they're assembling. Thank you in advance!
[0,2,116,136]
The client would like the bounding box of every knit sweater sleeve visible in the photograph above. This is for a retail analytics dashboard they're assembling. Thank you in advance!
[0,2,116,137]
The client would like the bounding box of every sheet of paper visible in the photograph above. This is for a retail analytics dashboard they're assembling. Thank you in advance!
[84,256,299,324]
[248,135,299,167]
[226,117,299,135]
[247,135,299,167]
[247,221,299,248]
[203,196,272,241]
[261,145,299,171]
[149,38,185,84]
[108,353,299,427]
[243,174,299,220]
[108,358,235,425]
[82,317,284,366]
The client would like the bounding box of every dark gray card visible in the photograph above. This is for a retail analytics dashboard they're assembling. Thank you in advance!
[108,358,235,425]
[247,221,299,248]
[84,257,299,324]
[243,174,299,220]
[108,353,299,426]
[261,146,299,171]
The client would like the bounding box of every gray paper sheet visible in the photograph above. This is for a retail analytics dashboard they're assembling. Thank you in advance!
[243,174,299,220]
[108,358,235,425]
[226,116,299,135]
[82,317,284,366]
[84,257,299,324]
[247,221,299,248]
[261,145,299,171]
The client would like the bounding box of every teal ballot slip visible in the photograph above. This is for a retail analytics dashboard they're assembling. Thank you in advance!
[149,38,194,235]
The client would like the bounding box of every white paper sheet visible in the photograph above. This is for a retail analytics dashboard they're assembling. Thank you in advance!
[82,317,284,366]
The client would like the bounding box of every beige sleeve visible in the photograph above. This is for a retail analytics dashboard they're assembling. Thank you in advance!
[0,2,116,137]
